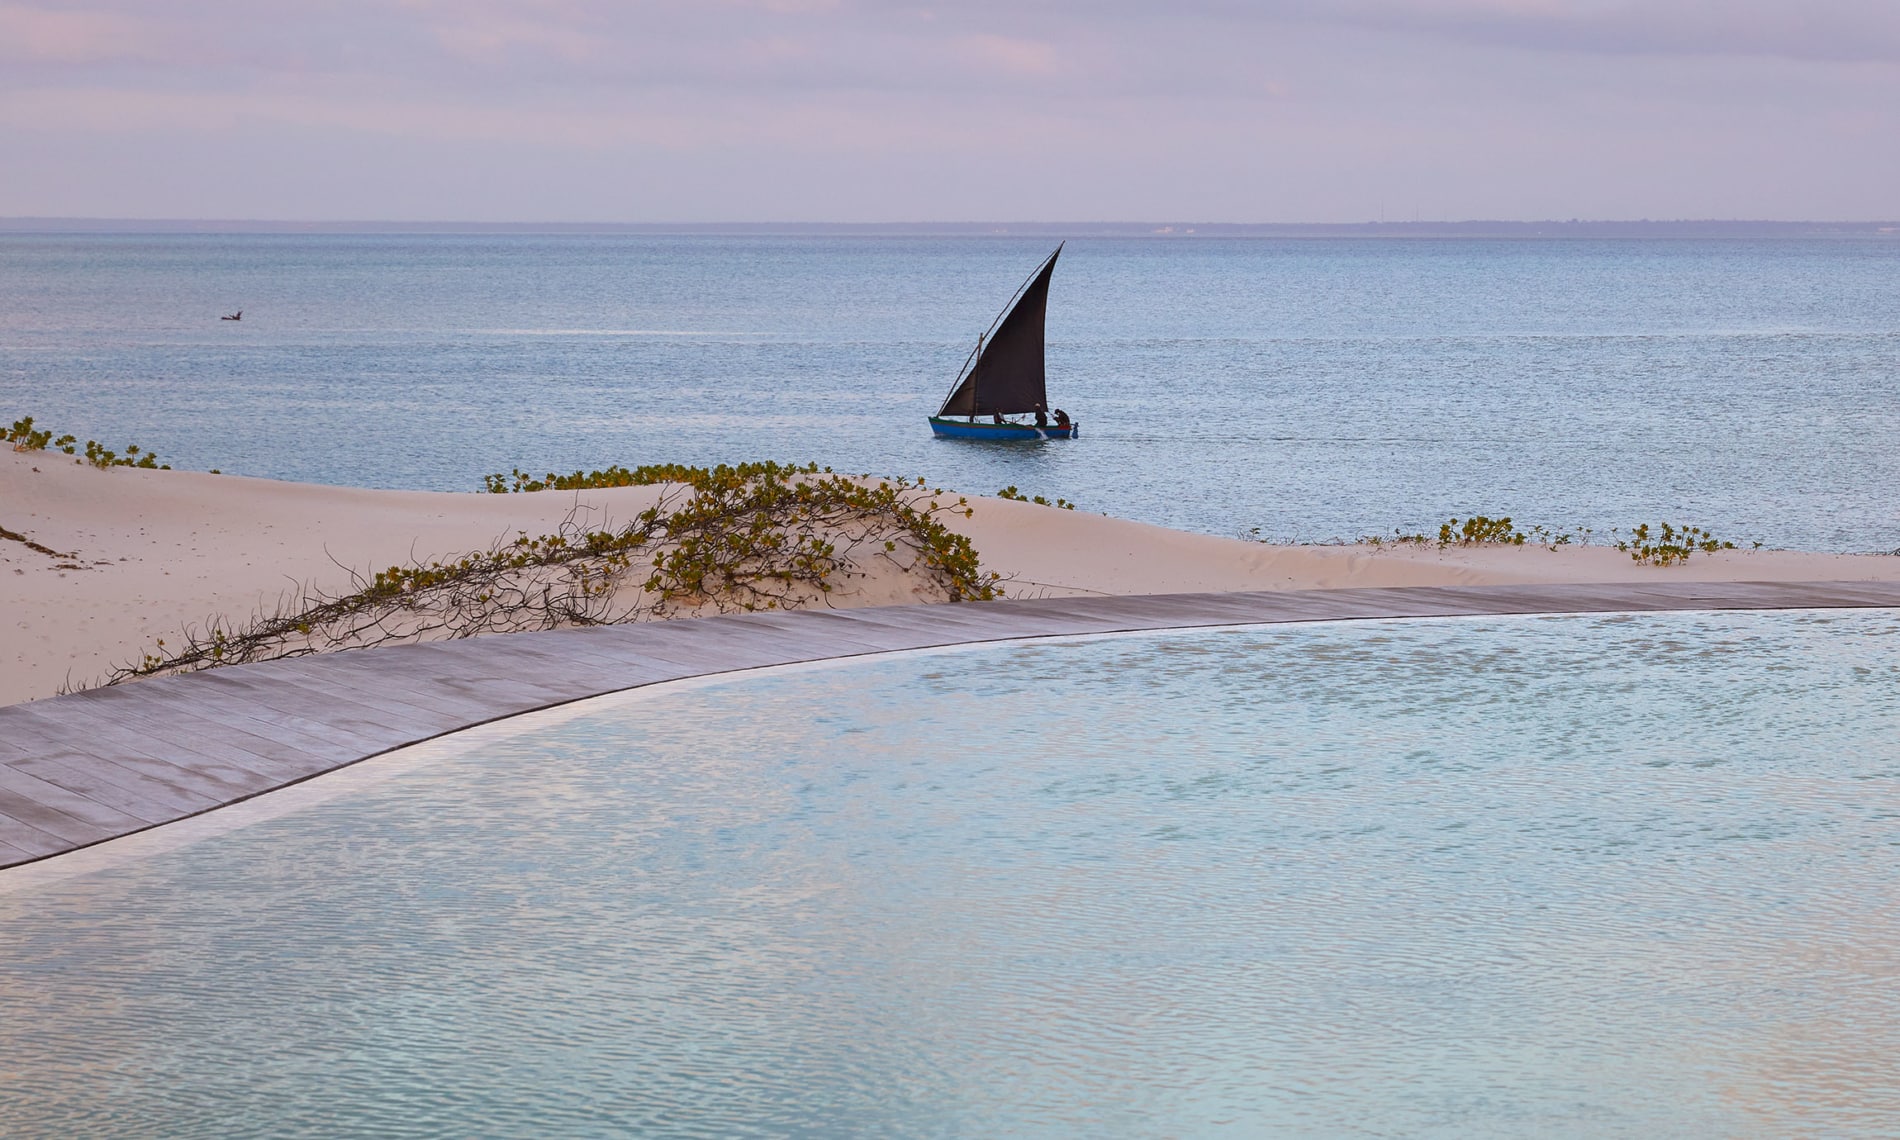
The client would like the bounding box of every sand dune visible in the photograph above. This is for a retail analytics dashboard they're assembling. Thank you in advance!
[5,450,1896,706]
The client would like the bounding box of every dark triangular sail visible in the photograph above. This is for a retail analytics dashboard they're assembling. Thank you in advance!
[937,245,1061,417]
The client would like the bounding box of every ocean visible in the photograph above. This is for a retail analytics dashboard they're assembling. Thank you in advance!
[3,233,1896,551]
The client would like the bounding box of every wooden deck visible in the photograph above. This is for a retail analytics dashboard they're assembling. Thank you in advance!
[4,580,1898,869]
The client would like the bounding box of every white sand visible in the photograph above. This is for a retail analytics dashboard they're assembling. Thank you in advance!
[6,449,1896,706]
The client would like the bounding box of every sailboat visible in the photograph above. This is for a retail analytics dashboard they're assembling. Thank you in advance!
[929,245,1078,440]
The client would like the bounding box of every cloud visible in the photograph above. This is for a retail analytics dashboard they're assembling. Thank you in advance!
[952,34,1064,78]
[1259,0,1900,64]
[428,16,603,68]
[5,1,1894,117]
[0,4,162,64]
[1,0,1896,220]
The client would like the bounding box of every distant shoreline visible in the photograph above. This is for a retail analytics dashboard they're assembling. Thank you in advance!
[3,218,1897,239]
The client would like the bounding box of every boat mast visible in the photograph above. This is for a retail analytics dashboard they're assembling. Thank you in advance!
[969,334,982,420]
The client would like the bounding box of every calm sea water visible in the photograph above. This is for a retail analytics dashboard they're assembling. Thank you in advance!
[3,610,1898,1137]
[2,234,1897,550]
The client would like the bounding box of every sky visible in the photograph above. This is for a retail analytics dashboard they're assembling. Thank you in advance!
[2,0,1897,222]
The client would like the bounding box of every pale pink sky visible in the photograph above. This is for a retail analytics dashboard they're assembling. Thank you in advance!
[3,0,1897,221]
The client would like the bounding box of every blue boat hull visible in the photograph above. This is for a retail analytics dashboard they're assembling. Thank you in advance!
[929,417,1078,441]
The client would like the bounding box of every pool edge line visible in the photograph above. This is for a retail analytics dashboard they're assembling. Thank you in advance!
[4,579,1899,874]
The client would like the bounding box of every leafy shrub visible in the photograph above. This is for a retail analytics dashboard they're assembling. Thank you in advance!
[1348,515,1753,561]
[995,486,1077,510]
[1438,515,1527,546]
[6,415,168,469]
[1616,522,1736,566]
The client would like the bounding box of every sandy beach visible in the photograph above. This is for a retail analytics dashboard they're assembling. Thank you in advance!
[6,448,1897,706]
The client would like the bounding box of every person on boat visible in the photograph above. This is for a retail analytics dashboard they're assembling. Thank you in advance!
[1053,408,1071,428]
[1034,403,1048,429]
[992,412,1004,425]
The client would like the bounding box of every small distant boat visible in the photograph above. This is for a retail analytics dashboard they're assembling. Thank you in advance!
[221,310,242,321]
[929,245,1077,440]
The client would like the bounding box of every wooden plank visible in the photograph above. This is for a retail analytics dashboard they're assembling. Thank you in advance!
[0,811,71,859]
[0,835,41,863]
[0,705,290,791]
[242,660,533,727]
[721,610,937,653]
[0,785,115,847]
[11,752,218,818]
[581,623,819,672]
[3,738,237,812]
[7,701,322,785]
[0,765,152,832]
[225,666,576,748]
[105,682,407,755]
[46,695,348,776]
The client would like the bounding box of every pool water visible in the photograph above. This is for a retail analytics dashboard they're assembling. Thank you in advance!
[3,610,1899,1137]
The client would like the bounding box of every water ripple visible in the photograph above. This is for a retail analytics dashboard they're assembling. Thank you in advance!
[2,611,1899,1136]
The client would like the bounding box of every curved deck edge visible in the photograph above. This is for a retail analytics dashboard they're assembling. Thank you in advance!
[4,580,1899,870]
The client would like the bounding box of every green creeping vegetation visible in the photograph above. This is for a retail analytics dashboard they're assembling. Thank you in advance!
[481,460,997,602]
[1369,515,1584,551]
[107,462,1000,686]
[481,460,836,494]
[1440,515,1526,546]
[1615,522,1737,567]
[1344,513,1746,567]
[5,415,169,470]
[995,486,1077,510]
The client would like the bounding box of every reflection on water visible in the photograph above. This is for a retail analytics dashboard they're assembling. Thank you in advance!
[2,610,1899,1137]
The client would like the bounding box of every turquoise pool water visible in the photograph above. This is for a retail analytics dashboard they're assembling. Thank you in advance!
[3,610,1899,1137]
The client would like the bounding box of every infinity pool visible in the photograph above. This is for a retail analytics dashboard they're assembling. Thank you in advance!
[3,610,1899,1137]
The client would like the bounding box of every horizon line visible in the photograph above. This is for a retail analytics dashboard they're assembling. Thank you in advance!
[3,217,1898,238]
